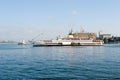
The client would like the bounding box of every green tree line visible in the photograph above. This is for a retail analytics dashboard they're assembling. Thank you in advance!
[103,37,120,44]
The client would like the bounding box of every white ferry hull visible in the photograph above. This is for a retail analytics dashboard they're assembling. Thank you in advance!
[33,40,103,47]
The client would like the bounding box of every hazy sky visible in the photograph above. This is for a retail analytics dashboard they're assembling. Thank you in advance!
[0,0,120,41]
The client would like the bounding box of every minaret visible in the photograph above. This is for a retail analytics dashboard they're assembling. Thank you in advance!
[69,29,73,35]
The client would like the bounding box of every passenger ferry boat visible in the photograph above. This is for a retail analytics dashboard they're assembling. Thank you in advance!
[33,31,104,47]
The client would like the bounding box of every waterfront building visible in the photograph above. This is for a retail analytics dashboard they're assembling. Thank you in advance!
[99,32,111,39]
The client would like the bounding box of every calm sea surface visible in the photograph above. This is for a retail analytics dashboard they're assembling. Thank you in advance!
[0,43,120,80]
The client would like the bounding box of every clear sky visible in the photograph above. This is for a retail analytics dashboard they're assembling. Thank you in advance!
[0,0,120,41]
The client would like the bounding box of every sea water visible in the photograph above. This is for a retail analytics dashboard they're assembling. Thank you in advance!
[0,43,120,80]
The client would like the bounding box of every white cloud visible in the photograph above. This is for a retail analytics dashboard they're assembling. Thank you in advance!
[48,16,55,20]
[72,10,78,15]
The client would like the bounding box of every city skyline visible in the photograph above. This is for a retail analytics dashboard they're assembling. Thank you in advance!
[0,0,120,41]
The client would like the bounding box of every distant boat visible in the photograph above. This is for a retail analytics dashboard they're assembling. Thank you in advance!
[18,40,26,45]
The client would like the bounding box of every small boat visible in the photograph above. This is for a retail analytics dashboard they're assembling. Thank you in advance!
[18,40,26,45]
